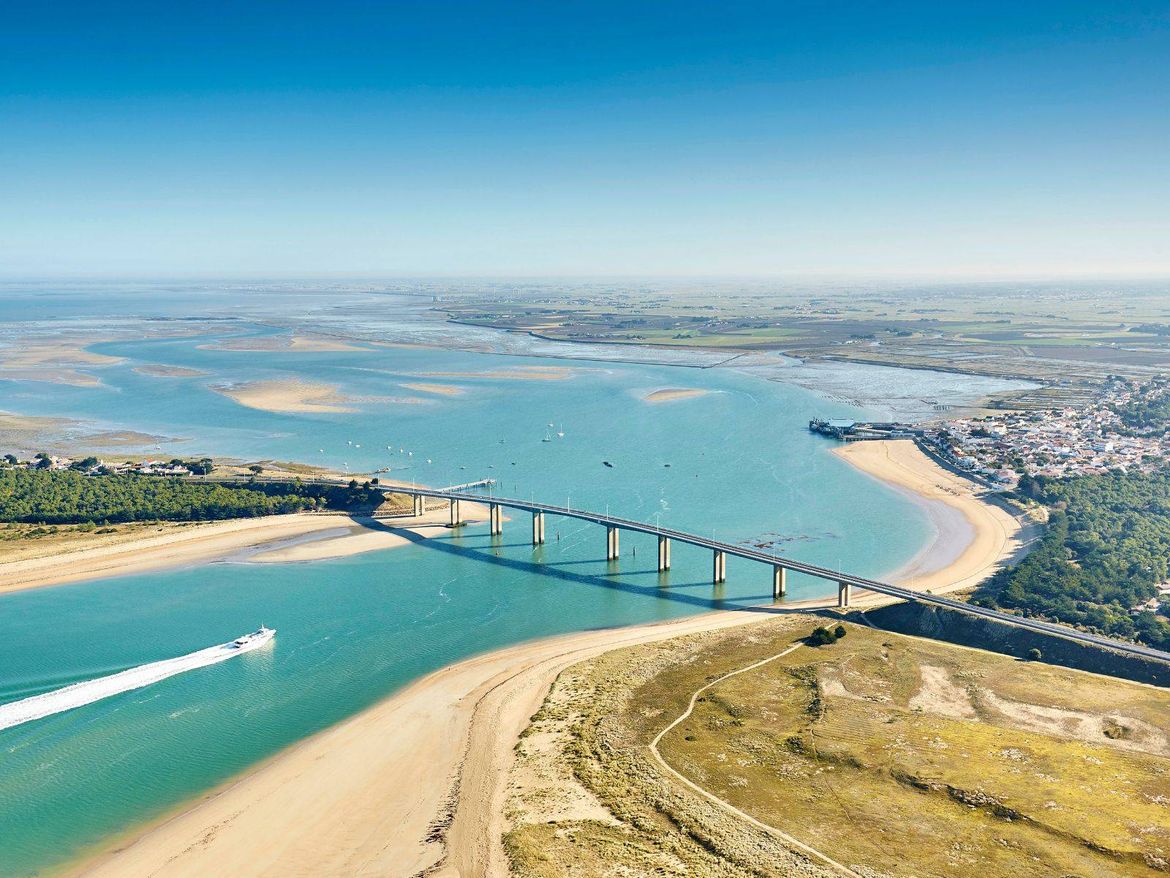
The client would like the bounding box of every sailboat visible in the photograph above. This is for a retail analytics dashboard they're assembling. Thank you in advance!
[556,424,565,438]
[542,429,552,443]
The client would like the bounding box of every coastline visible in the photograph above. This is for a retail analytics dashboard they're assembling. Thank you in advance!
[833,439,1035,595]
[0,505,486,594]
[58,440,1031,877]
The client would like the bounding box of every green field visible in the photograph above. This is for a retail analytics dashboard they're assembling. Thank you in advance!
[440,284,1170,396]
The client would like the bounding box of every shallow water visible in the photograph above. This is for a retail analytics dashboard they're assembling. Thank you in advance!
[0,290,984,875]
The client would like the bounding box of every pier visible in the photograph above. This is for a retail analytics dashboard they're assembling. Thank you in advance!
[808,418,922,441]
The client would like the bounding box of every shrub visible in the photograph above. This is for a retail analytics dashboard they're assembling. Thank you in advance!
[808,626,836,646]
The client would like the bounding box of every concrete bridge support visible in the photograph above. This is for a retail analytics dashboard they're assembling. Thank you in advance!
[657,536,671,571]
[489,504,503,536]
[532,511,545,545]
[772,565,787,599]
[838,581,852,608]
[606,526,620,560]
[412,495,426,517]
[449,498,462,527]
[712,550,727,583]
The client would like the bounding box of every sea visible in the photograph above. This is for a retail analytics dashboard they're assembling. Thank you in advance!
[0,283,1033,875]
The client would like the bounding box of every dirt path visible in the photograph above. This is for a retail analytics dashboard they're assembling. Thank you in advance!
[647,643,861,878]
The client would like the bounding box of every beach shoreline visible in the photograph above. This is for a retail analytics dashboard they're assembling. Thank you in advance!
[833,439,1035,595]
[55,439,1031,877]
[0,504,487,595]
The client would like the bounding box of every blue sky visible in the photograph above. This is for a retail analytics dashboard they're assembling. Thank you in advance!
[2,2,1168,277]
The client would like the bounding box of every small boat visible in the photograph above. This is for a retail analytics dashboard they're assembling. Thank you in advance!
[557,424,565,438]
[228,626,275,651]
[603,461,613,468]
[542,430,552,443]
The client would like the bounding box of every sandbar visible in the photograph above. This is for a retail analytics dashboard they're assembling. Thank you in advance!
[200,335,371,353]
[211,379,358,414]
[0,409,72,447]
[418,365,579,381]
[133,364,207,378]
[644,387,709,403]
[400,382,467,397]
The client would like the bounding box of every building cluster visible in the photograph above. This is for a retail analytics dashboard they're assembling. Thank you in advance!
[921,379,1169,488]
[1,454,203,477]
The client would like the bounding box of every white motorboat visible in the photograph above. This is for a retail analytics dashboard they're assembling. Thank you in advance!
[229,626,276,651]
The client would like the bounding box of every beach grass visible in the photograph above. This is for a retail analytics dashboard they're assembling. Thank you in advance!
[505,618,1170,878]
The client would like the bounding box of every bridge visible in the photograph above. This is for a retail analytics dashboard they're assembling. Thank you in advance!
[195,473,1170,665]
[384,484,1170,665]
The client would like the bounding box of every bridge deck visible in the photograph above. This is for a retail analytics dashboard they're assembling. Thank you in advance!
[386,486,1170,665]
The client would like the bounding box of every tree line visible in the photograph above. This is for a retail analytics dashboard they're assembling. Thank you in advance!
[0,468,385,525]
[975,469,1170,650]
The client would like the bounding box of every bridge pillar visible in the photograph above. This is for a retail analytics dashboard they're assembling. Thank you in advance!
[489,504,502,535]
[449,498,462,527]
[838,581,852,608]
[772,565,787,599]
[413,495,425,517]
[712,550,726,583]
[606,526,620,560]
[657,536,671,571]
[532,511,545,545]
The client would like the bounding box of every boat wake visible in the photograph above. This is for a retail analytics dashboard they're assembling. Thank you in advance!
[0,627,275,733]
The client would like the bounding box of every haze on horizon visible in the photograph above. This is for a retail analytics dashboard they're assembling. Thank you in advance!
[2,2,1167,279]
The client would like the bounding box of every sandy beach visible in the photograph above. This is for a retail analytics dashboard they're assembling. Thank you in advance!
[199,334,372,353]
[834,439,1034,594]
[1,505,486,594]
[60,439,1030,878]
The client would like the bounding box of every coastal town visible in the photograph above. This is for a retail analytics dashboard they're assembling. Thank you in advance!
[814,376,1170,491]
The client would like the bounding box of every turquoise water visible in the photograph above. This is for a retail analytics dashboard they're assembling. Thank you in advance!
[0,322,931,876]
